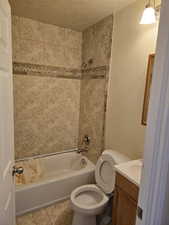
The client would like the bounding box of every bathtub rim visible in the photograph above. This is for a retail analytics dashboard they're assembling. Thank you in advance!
[15,148,80,162]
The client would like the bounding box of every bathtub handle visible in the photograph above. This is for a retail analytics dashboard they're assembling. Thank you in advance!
[12,166,24,176]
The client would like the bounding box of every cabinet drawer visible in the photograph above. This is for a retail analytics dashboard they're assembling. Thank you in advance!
[115,172,139,201]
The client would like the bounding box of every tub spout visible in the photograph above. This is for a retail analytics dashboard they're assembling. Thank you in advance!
[77,135,91,154]
[76,148,88,154]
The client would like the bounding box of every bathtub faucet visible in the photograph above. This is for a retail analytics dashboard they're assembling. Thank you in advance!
[83,135,91,146]
[76,148,88,154]
[77,135,91,154]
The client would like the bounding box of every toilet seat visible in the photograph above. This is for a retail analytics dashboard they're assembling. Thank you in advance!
[95,152,116,194]
[71,150,118,215]
[71,184,108,215]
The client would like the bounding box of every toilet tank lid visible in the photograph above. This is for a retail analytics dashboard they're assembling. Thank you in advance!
[103,150,130,164]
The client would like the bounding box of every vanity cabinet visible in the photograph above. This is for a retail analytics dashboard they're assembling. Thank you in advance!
[112,172,139,225]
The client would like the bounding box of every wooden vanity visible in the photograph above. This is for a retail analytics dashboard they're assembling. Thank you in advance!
[112,160,142,225]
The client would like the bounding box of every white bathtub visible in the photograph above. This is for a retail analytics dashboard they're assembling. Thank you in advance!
[15,152,95,216]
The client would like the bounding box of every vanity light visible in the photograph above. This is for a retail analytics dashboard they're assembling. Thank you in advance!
[140,0,156,24]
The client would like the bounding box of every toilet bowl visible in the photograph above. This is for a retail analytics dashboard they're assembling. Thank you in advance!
[71,150,130,225]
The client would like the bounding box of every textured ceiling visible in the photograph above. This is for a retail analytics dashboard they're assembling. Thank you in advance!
[9,0,136,31]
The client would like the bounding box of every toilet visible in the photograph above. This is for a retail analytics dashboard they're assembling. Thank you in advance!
[71,150,130,225]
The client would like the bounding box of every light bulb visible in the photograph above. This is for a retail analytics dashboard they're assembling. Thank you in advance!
[140,6,156,24]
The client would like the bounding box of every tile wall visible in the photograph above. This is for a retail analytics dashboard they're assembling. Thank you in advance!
[79,16,113,163]
[12,15,113,161]
[12,16,82,68]
[12,16,82,159]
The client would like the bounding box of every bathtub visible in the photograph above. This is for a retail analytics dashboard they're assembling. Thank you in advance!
[15,152,95,216]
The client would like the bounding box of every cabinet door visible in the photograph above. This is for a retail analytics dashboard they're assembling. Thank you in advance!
[115,188,137,225]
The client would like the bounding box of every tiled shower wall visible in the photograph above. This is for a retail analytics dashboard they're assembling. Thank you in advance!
[12,16,82,159]
[79,16,113,163]
[12,15,113,161]
[12,16,82,68]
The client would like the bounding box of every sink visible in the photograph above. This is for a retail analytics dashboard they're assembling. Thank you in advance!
[115,159,143,186]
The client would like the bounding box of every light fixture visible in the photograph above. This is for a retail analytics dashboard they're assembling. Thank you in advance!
[140,0,156,24]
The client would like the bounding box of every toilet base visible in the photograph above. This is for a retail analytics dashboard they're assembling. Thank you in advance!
[72,212,96,225]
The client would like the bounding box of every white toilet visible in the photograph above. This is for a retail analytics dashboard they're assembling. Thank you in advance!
[71,150,130,225]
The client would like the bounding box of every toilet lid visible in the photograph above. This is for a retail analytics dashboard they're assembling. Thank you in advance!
[95,154,115,194]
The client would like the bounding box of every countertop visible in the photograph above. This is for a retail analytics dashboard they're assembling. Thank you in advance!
[115,159,143,187]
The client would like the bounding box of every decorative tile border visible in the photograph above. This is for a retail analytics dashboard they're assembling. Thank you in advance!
[13,62,108,79]
[13,62,82,79]
[82,66,108,79]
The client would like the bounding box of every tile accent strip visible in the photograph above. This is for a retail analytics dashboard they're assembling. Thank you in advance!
[13,62,108,79]
[82,66,108,79]
[13,62,82,79]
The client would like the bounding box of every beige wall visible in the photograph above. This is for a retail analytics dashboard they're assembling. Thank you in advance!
[105,0,159,159]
